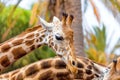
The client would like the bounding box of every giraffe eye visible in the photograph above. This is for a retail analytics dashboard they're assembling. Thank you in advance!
[55,35,64,41]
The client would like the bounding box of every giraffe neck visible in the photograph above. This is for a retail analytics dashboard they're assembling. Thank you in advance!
[0,25,54,72]
[0,56,107,80]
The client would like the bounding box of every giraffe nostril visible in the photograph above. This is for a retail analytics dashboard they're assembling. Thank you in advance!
[55,35,64,41]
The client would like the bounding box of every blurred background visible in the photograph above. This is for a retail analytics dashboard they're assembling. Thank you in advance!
[0,0,120,73]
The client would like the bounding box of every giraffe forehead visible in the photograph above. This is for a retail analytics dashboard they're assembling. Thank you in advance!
[52,20,73,36]
[53,22,62,30]
[52,23,65,36]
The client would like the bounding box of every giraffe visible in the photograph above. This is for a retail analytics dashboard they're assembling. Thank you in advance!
[103,57,120,80]
[0,13,77,73]
[0,56,107,80]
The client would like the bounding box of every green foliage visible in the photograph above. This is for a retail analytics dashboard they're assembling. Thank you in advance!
[85,25,107,64]
[92,25,106,51]
[0,6,31,42]
[110,0,120,12]
[85,25,120,64]
[0,2,5,12]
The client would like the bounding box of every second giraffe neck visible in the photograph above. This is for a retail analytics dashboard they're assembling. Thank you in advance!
[0,57,107,80]
[0,25,54,72]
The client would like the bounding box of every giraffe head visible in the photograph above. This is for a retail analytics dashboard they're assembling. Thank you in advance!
[103,57,120,80]
[39,13,77,73]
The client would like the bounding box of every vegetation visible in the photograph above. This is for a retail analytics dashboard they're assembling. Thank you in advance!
[110,0,120,12]
[85,25,107,64]
[0,6,31,42]
[85,25,120,64]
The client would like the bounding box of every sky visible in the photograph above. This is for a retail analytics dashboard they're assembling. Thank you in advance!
[6,0,37,10]
[6,0,120,54]
[82,0,120,54]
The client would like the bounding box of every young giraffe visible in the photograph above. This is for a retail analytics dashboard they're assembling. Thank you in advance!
[0,56,107,80]
[103,57,120,80]
[0,13,77,73]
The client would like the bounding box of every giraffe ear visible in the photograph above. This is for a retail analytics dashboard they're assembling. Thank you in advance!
[53,16,60,23]
[38,16,53,29]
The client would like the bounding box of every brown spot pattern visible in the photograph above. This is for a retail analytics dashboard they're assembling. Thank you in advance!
[25,39,34,46]
[38,70,53,80]
[0,55,10,67]
[36,39,39,42]
[12,47,27,59]
[56,71,72,80]
[16,73,24,80]
[87,65,92,69]
[36,33,39,37]
[39,37,43,42]
[18,25,42,37]
[77,69,84,74]
[41,60,51,69]
[56,72,69,77]
[77,62,84,68]
[1,44,11,52]
[41,34,45,38]
[30,45,35,51]
[26,34,34,39]
[26,64,39,76]
[26,25,42,33]
[75,70,84,79]
[86,75,94,80]
[12,39,23,46]
[86,69,92,75]
[37,44,41,48]
[55,60,66,69]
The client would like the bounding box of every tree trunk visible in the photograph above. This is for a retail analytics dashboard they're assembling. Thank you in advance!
[48,0,86,56]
